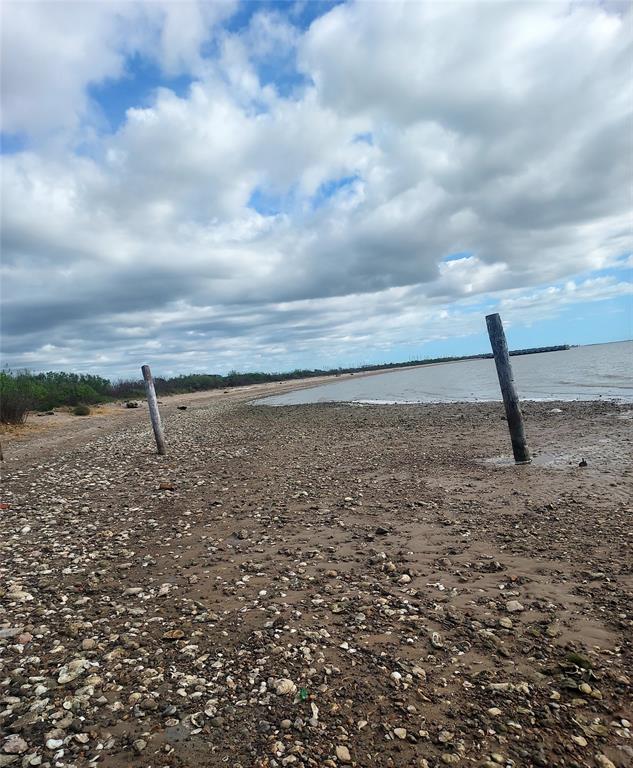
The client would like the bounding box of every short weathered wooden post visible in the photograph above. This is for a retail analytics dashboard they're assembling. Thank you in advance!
[141,364,167,456]
[485,313,531,464]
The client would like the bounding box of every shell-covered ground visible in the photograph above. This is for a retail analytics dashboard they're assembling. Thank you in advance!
[1,396,632,768]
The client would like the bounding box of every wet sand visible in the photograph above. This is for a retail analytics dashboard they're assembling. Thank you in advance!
[1,396,632,767]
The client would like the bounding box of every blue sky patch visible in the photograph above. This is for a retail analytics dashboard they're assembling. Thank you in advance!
[89,55,194,134]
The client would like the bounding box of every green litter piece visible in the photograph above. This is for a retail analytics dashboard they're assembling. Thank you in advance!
[299,687,308,701]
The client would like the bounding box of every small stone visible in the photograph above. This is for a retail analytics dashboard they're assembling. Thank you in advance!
[45,739,63,750]
[0,628,23,640]
[132,739,147,754]
[81,638,97,650]
[579,683,592,694]
[162,629,185,641]
[57,658,89,684]
[572,736,587,747]
[505,600,524,613]
[394,728,407,739]
[2,736,28,754]
[398,574,411,585]
[275,678,297,696]
[487,707,502,716]
[498,617,512,629]
[280,719,292,730]
[441,755,460,765]
[491,755,505,764]
[159,481,175,491]
[336,745,351,763]
[594,756,616,768]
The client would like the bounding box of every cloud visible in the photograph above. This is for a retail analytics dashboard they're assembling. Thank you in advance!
[1,0,631,376]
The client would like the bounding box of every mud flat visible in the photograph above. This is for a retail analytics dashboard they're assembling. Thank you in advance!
[1,396,632,767]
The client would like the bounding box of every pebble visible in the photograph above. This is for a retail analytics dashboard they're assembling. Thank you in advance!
[275,678,297,696]
[505,600,524,613]
[45,739,63,750]
[394,728,407,739]
[594,756,616,768]
[2,736,28,754]
[57,658,89,684]
[336,745,351,763]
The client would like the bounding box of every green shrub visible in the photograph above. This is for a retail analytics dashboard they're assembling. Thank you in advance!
[73,404,91,416]
[0,372,33,424]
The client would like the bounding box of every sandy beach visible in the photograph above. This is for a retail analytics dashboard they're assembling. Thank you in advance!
[1,390,631,767]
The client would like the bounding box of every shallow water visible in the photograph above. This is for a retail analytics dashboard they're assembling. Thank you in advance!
[258,340,633,405]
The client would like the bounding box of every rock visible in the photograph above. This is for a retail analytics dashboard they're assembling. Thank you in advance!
[2,737,28,755]
[132,739,147,754]
[398,574,411,585]
[125,401,139,408]
[45,739,64,750]
[579,683,592,695]
[162,629,185,641]
[430,631,443,649]
[0,628,23,639]
[81,638,97,650]
[336,745,351,763]
[280,719,292,730]
[177,406,187,410]
[594,756,616,768]
[572,736,587,747]
[579,458,588,467]
[487,707,502,716]
[505,600,524,613]
[57,658,90,684]
[498,617,513,629]
[441,755,460,765]
[375,526,389,535]
[275,678,297,696]
[394,728,407,739]
[159,481,175,491]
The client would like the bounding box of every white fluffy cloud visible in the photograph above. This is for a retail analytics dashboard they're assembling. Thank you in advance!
[1,0,631,376]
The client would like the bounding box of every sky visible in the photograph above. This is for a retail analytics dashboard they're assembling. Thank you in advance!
[1,0,631,379]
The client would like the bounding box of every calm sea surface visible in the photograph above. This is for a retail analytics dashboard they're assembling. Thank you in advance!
[258,341,633,406]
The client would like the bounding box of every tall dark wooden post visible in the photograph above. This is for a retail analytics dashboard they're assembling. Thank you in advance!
[142,364,167,456]
[485,313,531,464]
